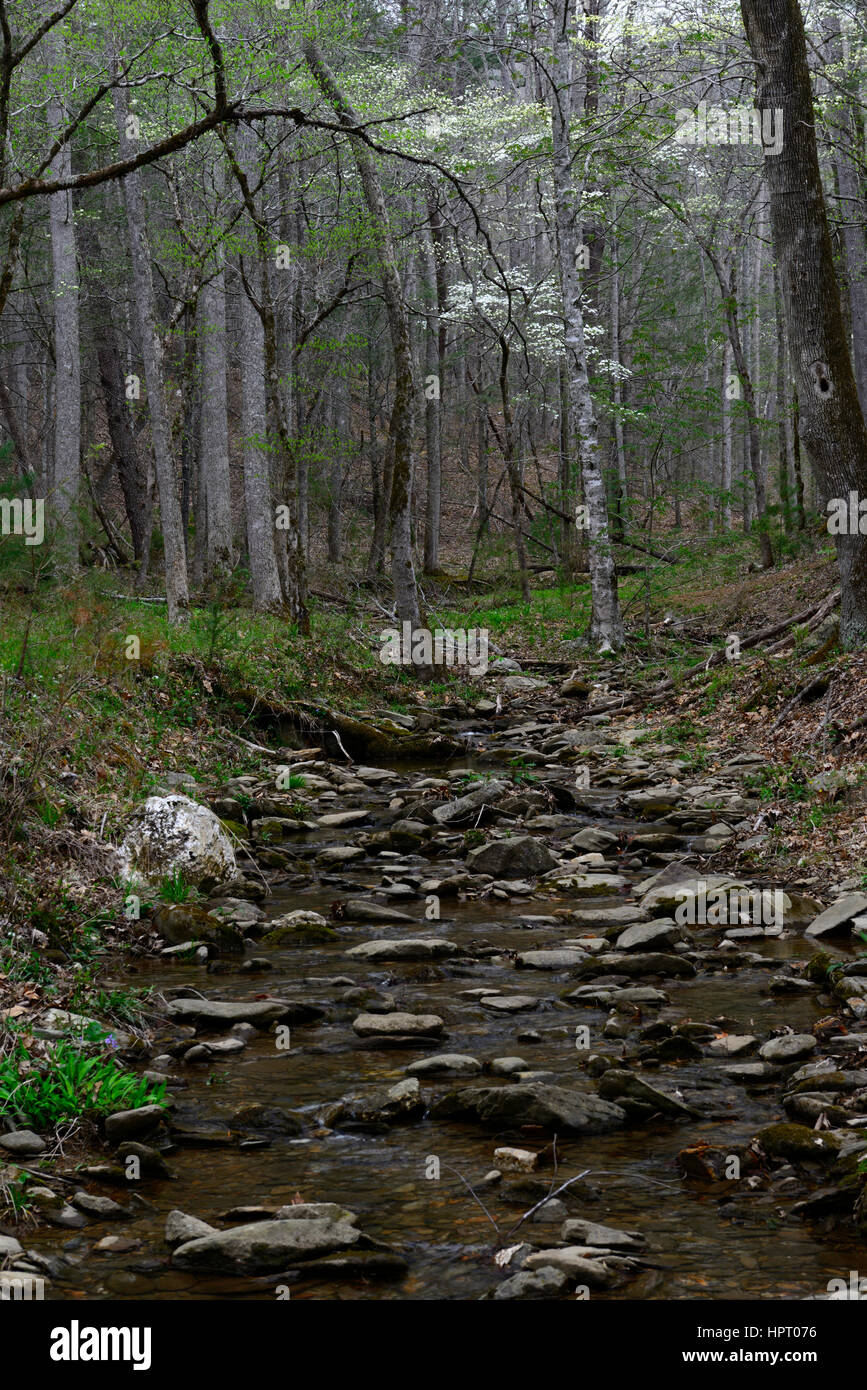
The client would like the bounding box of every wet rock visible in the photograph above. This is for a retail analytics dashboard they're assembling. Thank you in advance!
[172,1217,361,1273]
[326,1078,425,1129]
[318,810,370,827]
[479,995,540,1014]
[494,1146,539,1172]
[27,1187,86,1228]
[104,1105,166,1143]
[572,952,696,980]
[71,1193,129,1220]
[757,1122,841,1164]
[352,1011,444,1038]
[614,919,685,952]
[165,1210,218,1248]
[597,1069,696,1117]
[231,1104,304,1136]
[406,1054,481,1077]
[345,938,458,962]
[493,1266,570,1299]
[0,1130,45,1156]
[805,893,867,938]
[164,997,322,1029]
[568,905,650,927]
[116,1141,175,1177]
[561,1219,646,1250]
[547,872,628,896]
[467,836,559,877]
[430,1083,626,1133]
[516,949,587,970]
[153,904,244,953]
[758,1034,817,1063]
[489,1057,529,1076]
[116,793,236,888]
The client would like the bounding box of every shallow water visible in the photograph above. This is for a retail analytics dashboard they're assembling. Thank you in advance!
[23,757,866,1301]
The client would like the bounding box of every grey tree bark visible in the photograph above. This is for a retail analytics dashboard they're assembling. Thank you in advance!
[112,69,188,621]
[551,0,624,650]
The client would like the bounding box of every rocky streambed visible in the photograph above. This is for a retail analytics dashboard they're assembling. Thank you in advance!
[5,677,867,1301]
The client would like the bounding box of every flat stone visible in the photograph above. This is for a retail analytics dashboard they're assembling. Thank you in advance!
[164,998,322,1029]
[758,1034,817,1063]
[614,919,684,952]
[516,949,587,970]
[406,1054,481,1077]
[522,1248,615,1285]
[561,1219,646,1250]
[806,894,867,938]
[345,938,458,962]
[430,1083,626,1133]
[493,1266,570,1299]
[479,995,540,1013]
[352,1011,444,1037]
[317,811,370,827]
[171,1218,361,1273]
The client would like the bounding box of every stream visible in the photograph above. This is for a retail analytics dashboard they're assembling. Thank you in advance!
[18,703,867,1301]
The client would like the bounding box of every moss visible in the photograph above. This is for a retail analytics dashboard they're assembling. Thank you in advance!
[757,1122,840,1164]
[262,921,338,944]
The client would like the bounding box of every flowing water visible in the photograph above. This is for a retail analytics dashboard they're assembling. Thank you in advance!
[22,747,866,1301]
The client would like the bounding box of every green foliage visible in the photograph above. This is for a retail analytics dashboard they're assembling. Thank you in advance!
[0,1040,166,1130]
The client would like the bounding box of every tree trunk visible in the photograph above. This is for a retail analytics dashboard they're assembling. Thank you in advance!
[200,189,233,579]
[551,0,624,649]
[305,38,421,630]
[112,70,188,621]
[47,30,80,575]
[741,0,867,642]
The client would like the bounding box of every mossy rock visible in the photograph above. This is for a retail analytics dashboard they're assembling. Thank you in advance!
[152,904,245,954]
[219,818,250,842]
[804,951,835,985]
[757,1122,841,1165]
[262,921,338,944]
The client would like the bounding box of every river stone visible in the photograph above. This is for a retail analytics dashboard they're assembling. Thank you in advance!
[0,1130,45,1156]
[569,828,619,852]
[547,873,628,896]
[104,1105,166,1142]
[639,874,746,917]
[352,1011,444,1037]
[406,1054,481,1076]
[318,846,366,863]
[430,1083,626,1133]
[164,998,322,1029]
[171,1217,361,1273]
[327,1078,425,1128]
[561,1219,646,1250]
[0,1234,24,1258]
[597,1069,695,1117]
[116,793,236,888]
[431,779,508,826]
[805,893,867,938]
[345,938,458,962]
[572,952,696,980]
[614,919,684,952]
[493,1266,570,1299]
[758,1033,817,1062]
[71,1192,128,1220]
[479,995,540,1013]
[317,810,370,827]
[152,904,244,953]
[516,949,587,970]
[165,1210,219,1248]
[756,1123,841,1164]
[467,836,559,877]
